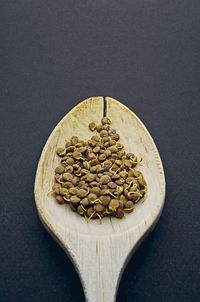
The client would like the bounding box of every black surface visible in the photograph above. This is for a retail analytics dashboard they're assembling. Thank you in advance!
[1,1,200,301]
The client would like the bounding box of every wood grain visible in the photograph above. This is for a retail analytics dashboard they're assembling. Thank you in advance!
[34,96,166,302]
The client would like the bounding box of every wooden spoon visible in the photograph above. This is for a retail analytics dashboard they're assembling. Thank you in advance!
[34,96,165,302]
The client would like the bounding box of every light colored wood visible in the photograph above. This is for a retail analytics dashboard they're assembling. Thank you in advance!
[34,96,166,302]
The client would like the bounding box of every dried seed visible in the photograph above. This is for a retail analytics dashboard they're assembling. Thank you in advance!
[94,204,104,213]
[109,199,120,211]
[77,189,88,198]
[101,117,111,125]
[55,165,65,174]
[55,195,65,204]
[100,175,111,184]
[108,182,117,189]
[56,147,66,156]
[71,136,79,145]
[89,122,97,131]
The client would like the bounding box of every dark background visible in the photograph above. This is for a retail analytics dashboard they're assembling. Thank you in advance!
[1,1,200,301]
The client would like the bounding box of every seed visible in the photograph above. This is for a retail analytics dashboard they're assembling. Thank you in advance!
[72,176,79,186]
[56,147,66,156]
[77,189,88,198]
[90,166,97,173]
[88,140,96,147]
[90,181,98,187]
[93,146,100,153]
[108,146,118,153]
[112,133,120,141]
[100,175,111,184]
[115,159,122,166]
[100,130,108,137]
[112,174,120,180]
[115,208,124,219]
[65,165,74,173]
[99,154,106,162]
[108,129,116,136]
[88,193,97,202]
[63,173,73,181]
[89,122,97,131]
[87,207,95,217]
[87,152,96,160]
[70,195,80,204]
[90,187,101,196]
[115,179,124,185]
[119,171,128,178]
[104,149,111,157]
[91,135,100,142]
[125,201,135,211]
[94,204,104,213]
[69,187,78,195]
[52,183,61,194]
[123,160,133,168]
[59,188,69,195]
[55,195,65,204]
[83,161,90,169]
[90,159,99,166]
[77,146,87,153]
[96,125,104,132]
[70,203,77,212]
[138,177,147,187]
[99,195,111,206]
[108,182,117,189]
[81,198,89,207]
[86,173,95,182]
[66,157,75,165]
[109,199,120,211]
[71,136,79,145]
[101,117,111,125]
[55,165,65,174]
[77,205,85,215]
[73,151,82,159]
[65,141,71,147]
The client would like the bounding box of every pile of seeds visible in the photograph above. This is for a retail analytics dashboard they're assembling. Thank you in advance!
[52,117,147,222]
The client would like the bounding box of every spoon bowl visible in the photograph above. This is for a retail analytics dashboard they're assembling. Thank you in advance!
[34,96,165,302]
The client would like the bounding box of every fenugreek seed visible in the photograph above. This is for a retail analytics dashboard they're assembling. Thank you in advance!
[109,199,120,211]
[88,140,96,147]
[72,176,79,186]
[119,171,128,178]
[108,146,118,153]
[65,165,73,173]
[52,183,61,194]
[77,189,88,198]
[91,135,100,142]
[94,204,104,213]
[87,207,94,217]
[69,187,78,195]
[112,174,120,180]
[111,133,120,141]
[59,187,69,195]
[88,193,97,202]
[138,177,147,187]
[125,201,135,209]
[62,173,73,181]
[77,146,87,153]
[87,152,96,160]
[81,198,89,207]
[89,122,97,131]
[90,166,97,173]
[99,195,111,206]
[90,159,99,166]
[55,165,65,174]
[115,159,122,166]
[99,154,106,162]
[65,141,71,147]
[55,195,65,204]
[83,161,90,169]
[100,130,108,137]
[77,205,85,215]
[86,173,95,182]
[115,179,124,185]
[70,195,80,204]
[71,136,79,145]
[70,203,77,212]
[115,208,124,219]
[93,146,100,153]
[108,129,116,136]
[123,160,133,168]
[56,147,66,156]
[104,149,111,157]
[90,187,101,196]
[72,151,82,159]
[108,182,117,189]
[100,175,111,184]
[101,117,111,125]
[66,157,75,165]
[96,125,103,132]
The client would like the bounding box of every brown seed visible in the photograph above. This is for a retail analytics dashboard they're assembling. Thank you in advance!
[87,152,96,160]
[72,176,79,186]
[90,187,101,196]
[86,173,95,182]
[55,165,65,174]
[123,159,132,168]
[100,130,108,137]
[87,207,95,217]
[83,161,90,169]
[125,201,135,210]
[56,147,66,156]
[109,140,117,145]
[70,195,80,204]
[112,173,120,180]
[55,195,65,204]
[77,189,88,198]
[115,159,122,166]
[90,181,99,187]
[100,175,111,184]
[69,187,78,195]
[102,124,110,131]
[111,133,120,141]
[59,187,69,195]
[71,136,79,145]
[109,199,120,211]
[94,204,104,213]
[96,125,103,132]
[104,149,111,157]
[91,135,100,142]
[108,182,117,189]
[108,146,118,153]
[101,136,110,143]
[77,205,85,215]
[66,157,74,165]
[99,154,106,162]
[138,177,147,187]
[90,159,99,166]
[88,193,97,202]
[77,146,87,153]
[115,208,124,219]
[52,183,61,194]
[66,146,75,153]
[99,195,111,206]
[73,151,82,159]
[81,198,89,207]
[63,173,73,181]
[93,146,100,153]
[101,117,111,125]
[90,166,97,173]
[96,164,104,173]
[65,165,74,173]
[89,122,97,131]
